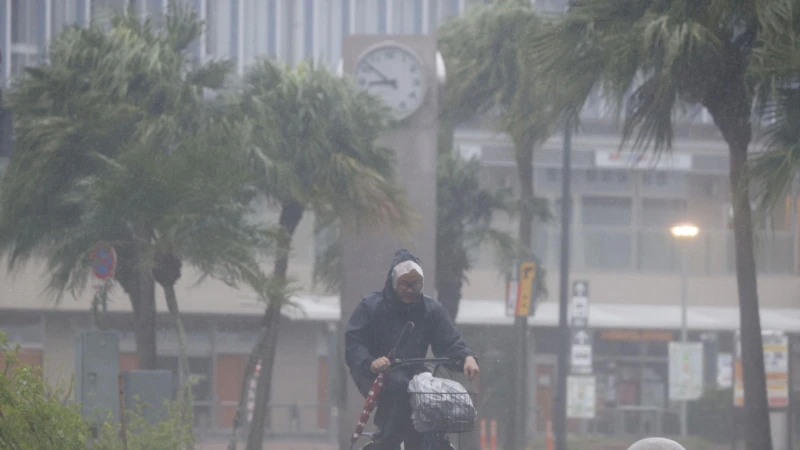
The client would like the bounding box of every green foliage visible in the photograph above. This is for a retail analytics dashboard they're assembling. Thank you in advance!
[240,59,415,234]
[0,5,271,325]
[91,399,194,450]
[0,330,88,450]
[687,388,734,443]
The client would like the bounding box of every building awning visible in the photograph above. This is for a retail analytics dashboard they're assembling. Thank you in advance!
[287,296,800,333]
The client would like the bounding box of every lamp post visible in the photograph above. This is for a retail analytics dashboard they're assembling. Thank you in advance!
[670,223,699,437]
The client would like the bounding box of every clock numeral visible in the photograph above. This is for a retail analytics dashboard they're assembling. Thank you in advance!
[386,50,395,59]
[409,92,417,99]
[413,79,421,87]
[358,78,367,86]
[400,101,408,109]
[409,64,417,73]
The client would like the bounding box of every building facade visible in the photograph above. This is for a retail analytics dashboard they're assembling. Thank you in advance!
[2,0,799,445]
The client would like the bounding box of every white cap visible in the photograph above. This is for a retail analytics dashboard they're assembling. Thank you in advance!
[392,260,424,289]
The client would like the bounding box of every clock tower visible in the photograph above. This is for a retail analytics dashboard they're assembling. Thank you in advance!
[337,34,442,449]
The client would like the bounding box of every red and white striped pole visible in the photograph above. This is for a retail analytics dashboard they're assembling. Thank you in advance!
[480,419,487,450]
[489,419,497,450]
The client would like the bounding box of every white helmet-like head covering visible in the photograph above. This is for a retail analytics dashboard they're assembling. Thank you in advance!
[391,260,424,290]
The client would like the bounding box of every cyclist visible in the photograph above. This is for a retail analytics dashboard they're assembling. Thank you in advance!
[345,249,480,450]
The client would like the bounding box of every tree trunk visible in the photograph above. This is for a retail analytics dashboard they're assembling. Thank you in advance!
[511,135,534,450]
[436,276,463,321]
[435,120,464,321]
[116,240,158,370]
[245,200,305,450]
[728,139,773,450]
[163,283,196,450]
[227,326,270,450]
[708,92,772,450]
[126,269,158,370]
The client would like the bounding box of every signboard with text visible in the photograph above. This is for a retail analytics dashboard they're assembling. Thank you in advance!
[734,331,789,408]
[506,261,539,317]
[669,342,704,401]
[567,375,596,419]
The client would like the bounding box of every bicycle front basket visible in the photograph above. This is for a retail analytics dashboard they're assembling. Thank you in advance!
[408,372,476,434]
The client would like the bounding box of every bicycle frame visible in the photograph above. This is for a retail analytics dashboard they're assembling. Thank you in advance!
[354,357,467,450]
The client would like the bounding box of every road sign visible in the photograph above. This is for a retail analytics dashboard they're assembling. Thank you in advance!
[506,261,538,317]
[567,375,596,419]
[733,330,789,408]
[90,245,117,281]
[516,261,537,316]
[669,342,704,401]
[569,280,592,375]
[571,328,593,375]
[571,296,589,328]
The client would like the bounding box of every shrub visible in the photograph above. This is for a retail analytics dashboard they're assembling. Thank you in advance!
[0,329,89,450]
[90,398,194,450]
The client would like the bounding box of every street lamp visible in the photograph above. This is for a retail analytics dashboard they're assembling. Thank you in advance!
[670,222,699,437]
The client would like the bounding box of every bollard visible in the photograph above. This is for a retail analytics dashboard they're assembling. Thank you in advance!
[626,437,687,450]
[480,419,487,450]
[489,419,497,450]
[546,420,554,450]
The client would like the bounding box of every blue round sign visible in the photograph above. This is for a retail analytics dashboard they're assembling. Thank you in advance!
[91,246,117,280]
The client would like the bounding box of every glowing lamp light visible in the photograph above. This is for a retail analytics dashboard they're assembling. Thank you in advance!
[671,224,699,238]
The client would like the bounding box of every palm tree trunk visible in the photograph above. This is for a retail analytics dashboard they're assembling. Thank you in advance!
[163,283,196,450]
[125,268,158,370]
[728,139,773,450]
[707,90,773,450]
[227,326,270,450]
[512,134,534,450]
[437,276,463,321]
[245,200,304,450]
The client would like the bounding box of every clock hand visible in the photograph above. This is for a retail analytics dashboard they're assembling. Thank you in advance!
[369,80,398,88]
[364,62,392,83]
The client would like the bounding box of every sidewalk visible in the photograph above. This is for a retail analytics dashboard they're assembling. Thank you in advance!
[195,439,337,450]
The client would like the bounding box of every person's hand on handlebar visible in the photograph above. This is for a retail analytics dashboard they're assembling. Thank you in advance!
[464,356,480,381]
[370,356,391,374]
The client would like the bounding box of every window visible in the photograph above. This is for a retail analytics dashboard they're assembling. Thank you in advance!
[11,0,45,76]
[243,0,273,65]
[581,196,632,226]
[354,0,380,33]
[391,0,423,34]
[91,0,126,21]
[641,198,686,228]
[582,196,633,269]
[51,0,84,38]
[206,0,234,60]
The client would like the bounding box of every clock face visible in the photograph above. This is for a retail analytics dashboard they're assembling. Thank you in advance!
[354,45,428,120]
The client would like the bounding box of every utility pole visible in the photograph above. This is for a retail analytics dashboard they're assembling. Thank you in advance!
[554,115,572,450]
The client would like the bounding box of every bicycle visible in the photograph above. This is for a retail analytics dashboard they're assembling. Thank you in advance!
[352,356,477,450]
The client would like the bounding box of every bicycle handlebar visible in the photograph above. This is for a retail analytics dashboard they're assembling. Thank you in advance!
[386,357,461,374]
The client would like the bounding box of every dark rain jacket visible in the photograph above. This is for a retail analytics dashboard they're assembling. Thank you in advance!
[344,249,475,425]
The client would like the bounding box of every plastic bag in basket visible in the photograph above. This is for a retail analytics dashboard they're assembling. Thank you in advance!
[407,372,476,433]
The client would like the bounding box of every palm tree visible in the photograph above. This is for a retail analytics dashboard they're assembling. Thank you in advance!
[439,0,554,257]
[0,5,268,377]
[437,3,555,445]
[528,1,800,448]
[234,59,413,450]
[435,152,518,320]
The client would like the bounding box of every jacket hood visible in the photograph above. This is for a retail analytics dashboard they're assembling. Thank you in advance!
[383,249,423,306]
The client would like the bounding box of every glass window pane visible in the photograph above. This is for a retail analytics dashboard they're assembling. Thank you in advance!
[51,0,82,38]
[642,198,686,228]
[581,196,632,226]
[391,0,419,33]
[206,0,233,58]
[243,0,270,66]
[354,0,379,33]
